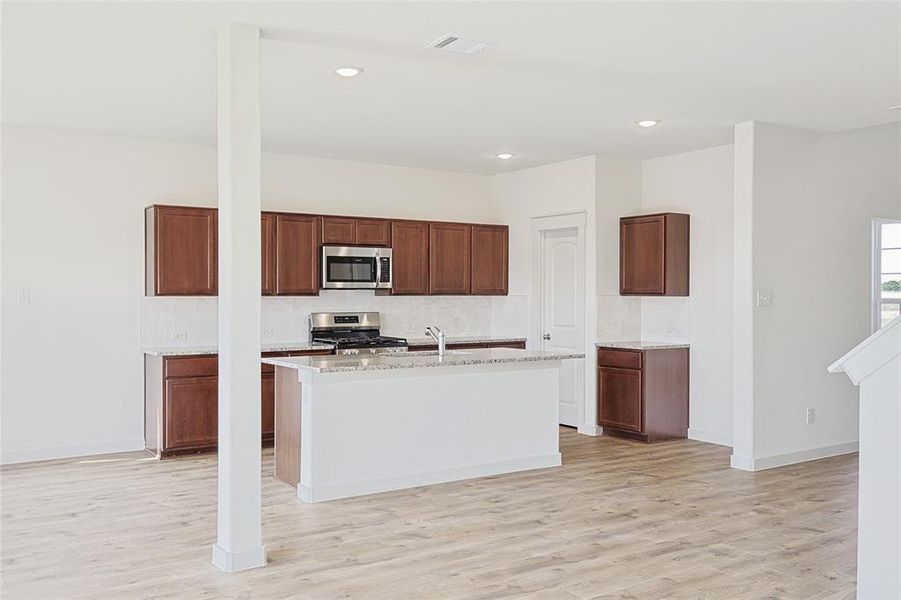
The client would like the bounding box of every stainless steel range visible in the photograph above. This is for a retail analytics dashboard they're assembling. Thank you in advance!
[309,312,407,355]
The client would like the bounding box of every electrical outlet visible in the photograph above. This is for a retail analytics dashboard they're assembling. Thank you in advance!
[171,330,188,341]
[16,288,33,305]
[756,290,774,307]
[262,328,274,339]
[806,408,815,424]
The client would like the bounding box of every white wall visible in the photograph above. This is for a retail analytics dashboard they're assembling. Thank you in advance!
[595,157,643,341]
[490,156,599,430]
[1,125,497,463]
[732,121,901,469]
[640,144,735,446]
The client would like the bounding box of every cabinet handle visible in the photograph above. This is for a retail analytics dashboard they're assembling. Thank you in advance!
[542,333,551,341]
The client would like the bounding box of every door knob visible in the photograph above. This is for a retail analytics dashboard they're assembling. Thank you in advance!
[542,333,551,341]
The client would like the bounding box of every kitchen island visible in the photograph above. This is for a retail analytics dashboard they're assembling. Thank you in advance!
[263,348,584,502]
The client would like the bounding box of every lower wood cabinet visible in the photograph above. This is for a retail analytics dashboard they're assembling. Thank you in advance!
[145,349,332,457]
[597,346,689,443]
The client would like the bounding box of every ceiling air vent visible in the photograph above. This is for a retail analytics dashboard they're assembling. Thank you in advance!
[428,34,492,55]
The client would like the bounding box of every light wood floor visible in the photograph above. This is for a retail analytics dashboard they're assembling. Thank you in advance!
[1,429,857,599]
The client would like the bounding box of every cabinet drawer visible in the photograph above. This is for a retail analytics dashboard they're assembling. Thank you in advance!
[597,349,642,370]
[164,356,218,379]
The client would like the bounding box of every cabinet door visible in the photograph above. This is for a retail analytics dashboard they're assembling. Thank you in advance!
[355,218,391,246]
[151,206,218,296]
[597,367,643,433]
[429,223,472,294]
[261,371,275,438]
[321,217,356,245]
[164,376,218,449]
[470,225,508,295]
[275,214,321,295]
[390,221,429,294]
[261,213,276,295]
[620,215,666,295]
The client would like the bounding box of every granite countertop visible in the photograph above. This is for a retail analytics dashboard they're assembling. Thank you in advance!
[595,340,690,350]
[142,336,527,356]
[262,348,584,374]
[403,335,527,347]
[142,342,335,356]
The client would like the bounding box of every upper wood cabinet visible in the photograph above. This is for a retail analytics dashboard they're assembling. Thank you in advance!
[321,216,356,245]
[355,218,391,246]
[321,216,391,247]
[261,212,276,295]
[146,205,218,296]
[275,214,321,295]
[429,223,472,295]
[620,213,689,296]
[470,225,508,295]
[390,221,430,295]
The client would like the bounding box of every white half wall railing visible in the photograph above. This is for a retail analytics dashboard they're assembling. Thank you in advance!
[828,316,901,599]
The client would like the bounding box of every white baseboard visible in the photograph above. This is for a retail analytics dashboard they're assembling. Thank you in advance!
[0,438,146,465]
[688,428,732,447]
[577,424,602,436]
[211,543,267,572]
[298,453,562,503]
[731,441,859,472]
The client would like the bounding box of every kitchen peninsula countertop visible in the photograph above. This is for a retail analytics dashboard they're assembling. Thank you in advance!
[595,340,690,350]
[263,348,583,374]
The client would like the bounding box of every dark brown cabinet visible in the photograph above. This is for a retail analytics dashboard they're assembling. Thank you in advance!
[146,205,218,296]
[470,225,508,295]
[597,347,689,443]
[145,349,332,457]
[275,214,320,295]
[146,205,508,297]
[429,223,472,294]
[321,216,357,245]
[390,221,430,295]
[164,376,218,449]
[261,212,277,295]
[620,213,689,296]
[355,218,391,246]
[321,216,391,246]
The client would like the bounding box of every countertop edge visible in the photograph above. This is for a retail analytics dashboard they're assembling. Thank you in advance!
[595,341,691,350]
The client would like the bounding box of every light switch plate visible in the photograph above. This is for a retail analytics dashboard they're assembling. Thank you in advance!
[756,290,774,307]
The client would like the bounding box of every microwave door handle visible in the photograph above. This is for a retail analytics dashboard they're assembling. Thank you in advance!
[374,252,381,286]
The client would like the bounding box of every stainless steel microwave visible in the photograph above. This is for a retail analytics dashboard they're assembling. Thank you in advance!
[321,246,392,289]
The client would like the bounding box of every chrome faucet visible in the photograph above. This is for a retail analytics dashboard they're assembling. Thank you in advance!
[425,325,446,357]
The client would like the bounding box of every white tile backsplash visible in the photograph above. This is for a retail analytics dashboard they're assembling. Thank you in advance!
[640,296,691,342]
[489,294,529,338]
[141,292,494,347]
[596,295,642,341]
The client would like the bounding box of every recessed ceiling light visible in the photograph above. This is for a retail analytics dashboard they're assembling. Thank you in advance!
[635,120,661,128]
[496,152,515,160]
[335,67,363,78]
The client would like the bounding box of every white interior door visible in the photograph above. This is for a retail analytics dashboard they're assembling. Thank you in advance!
[540,226,583,426]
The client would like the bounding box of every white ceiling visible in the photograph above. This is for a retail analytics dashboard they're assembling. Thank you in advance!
[3,1,899,174]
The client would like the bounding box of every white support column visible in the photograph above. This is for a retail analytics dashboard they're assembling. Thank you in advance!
[730,121,757,471]
[212,22,266,573]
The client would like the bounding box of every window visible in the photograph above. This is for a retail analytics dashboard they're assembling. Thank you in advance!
[874,219,901,331]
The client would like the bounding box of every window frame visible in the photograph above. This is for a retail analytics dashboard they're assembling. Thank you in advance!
[872,218,901,332]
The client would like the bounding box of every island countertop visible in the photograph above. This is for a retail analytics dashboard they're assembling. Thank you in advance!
[262,348,584,374]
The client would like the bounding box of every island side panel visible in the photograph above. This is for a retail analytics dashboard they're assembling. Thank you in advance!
[298,362,562,503]
[274,366,302,487]
[144,355,163,456]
